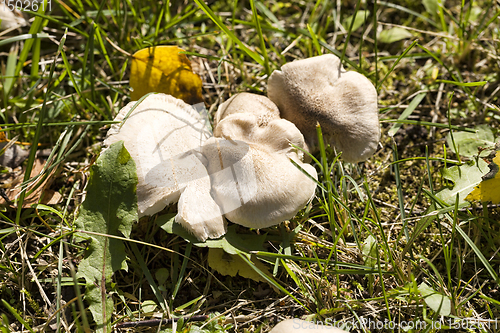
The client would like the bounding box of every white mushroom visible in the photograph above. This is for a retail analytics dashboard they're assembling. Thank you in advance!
[268,54,380,163]
[215,92,281,128]
[270,319,348,333]
[175,172,226,241]
[104,93,226,240]
[0,2,27,30]
[105,93,317,241]
[204,113,317,228]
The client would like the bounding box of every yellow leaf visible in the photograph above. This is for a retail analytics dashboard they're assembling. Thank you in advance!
[207,248,271,283]
[130,46,203,105]
[466,151,500,203]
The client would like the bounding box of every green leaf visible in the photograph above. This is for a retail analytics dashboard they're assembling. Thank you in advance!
[157,215,266,258]
[342,10,370,32]
[378,27,413,43]
[422,0,439,17]
[361,235,377,267]
[447,125,498,158]
[158,215,273,284]
[469,6,483,23]
[141,300,157,313]
[155,268,169,286]
[467,151,500,204]
[436,159,489,205]
[76,141,138,333]
[2,44,18,102]
[83,286,114,332]
[418,282,451,316]
[207,248,271,283]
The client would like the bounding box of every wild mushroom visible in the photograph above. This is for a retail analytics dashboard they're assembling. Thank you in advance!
[205,112,317,228]
[269,319,348,333]
[267,54,380,163]
[105,93,317,240]
[0,2,26,30]
[104,93,226,240]
[214,92,281,128]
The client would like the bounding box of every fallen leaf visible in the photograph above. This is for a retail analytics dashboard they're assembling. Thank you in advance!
[129,46,204,105]
[0,159,62,207]
[0,140,29,168]
[466,151,500,203]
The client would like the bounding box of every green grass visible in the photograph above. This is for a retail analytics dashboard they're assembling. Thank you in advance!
[0,0,499,332]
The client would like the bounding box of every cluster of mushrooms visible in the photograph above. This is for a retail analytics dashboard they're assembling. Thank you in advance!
[105,54,380,242]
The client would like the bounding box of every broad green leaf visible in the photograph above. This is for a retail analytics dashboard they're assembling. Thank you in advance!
[422,0,439,17]
[342,10,370,32]
[436,158,489,205]
[466,151,500,203]
[76,141,138,333]
[418,282,451,316]
[83,286,114,332]
[141,300,158,313]
[378,27,413,43]
[158,215,271,283]
[447,125,498,158]
[157,215,266,258]
[130,46,203,104]
[155,268,169,286]
[469,6,483,23]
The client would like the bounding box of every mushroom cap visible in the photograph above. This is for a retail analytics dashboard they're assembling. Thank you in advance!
[268,54,380,163]
[0,3,27,30]
[214,92,281,129]
[104,93,212,217]
[203,113,317,229]
[214,113,308,160]
[175,172,227,241]
[270,319,348,333]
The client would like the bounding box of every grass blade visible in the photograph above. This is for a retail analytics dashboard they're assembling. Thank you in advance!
[388,92,426,137]
[193,0,264,66]
[1,300,36,333]
[249,0,270,74]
